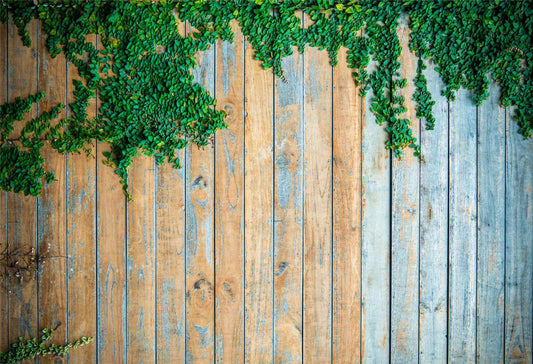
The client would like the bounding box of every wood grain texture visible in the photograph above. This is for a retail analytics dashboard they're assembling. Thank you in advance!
[156,20,186,364]
[126,156,156,363]
[214,21,245,364]
[96,147,127,361]
[332,45,362,364]
[476,82,505,363]
[273,40,304,364]
[155,151,185,364]
[2,15,533,364]
[36,19,68,363]
[7,18,39,348]
[391,19,420,363]
[244,37,274,363]
[361,53,391,364]
[505,109,533,363]
[448,87,477,363]
[185,31,216,363]
[418,62,448,364]
[65,35,97,364]
[303,45,332,363]
[0,19,8,353]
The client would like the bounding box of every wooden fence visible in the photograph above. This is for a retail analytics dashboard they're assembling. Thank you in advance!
[0,17,532,363]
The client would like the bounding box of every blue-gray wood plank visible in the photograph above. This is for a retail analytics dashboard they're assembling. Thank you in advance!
[0,16,532,364]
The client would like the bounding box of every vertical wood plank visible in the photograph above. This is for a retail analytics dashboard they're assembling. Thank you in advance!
[418,62,448,363]
[332,45,362,363]
[273,38,304,363]
[155,149,185,363]
[0,19,8,353]
[96,158,127,364]
[504,111,533,363]
[448,87,477,362]
[361,60,391,364]
[244,35,274,363]
[214,21,245,364]
[126,155,156,363]
[156,19,186,363]
[66,36,97,364]
[476,82,505,363]
[390,19,420,363]
[303,46,332,363]
[7,17,39,346]
[97,56,127,363]
[36,17,68,364]
[185,29,215,363]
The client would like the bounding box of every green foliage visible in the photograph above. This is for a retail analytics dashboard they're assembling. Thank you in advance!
[0,0,531,198]
[0,94,62,196]
[0,326,93,364]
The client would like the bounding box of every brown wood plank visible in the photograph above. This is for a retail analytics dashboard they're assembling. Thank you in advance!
[65,34,98,363]
[332,45,362,363]
[390,18,420,362]
[244,34,274,363]
[214,21,245,363]
[6,18,39,350]
[96,149,127,364]
[126,155,156,362]
[156,153,186,363]
[36,18,68,364]
[184,26,216,363]
[273,38,304,363]
[303,46,332,362]
[96,59,127,364]
[0,19,8,353]
[155,20,186,364]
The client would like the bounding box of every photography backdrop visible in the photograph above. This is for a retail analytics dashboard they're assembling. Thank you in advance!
[1,16,532,364]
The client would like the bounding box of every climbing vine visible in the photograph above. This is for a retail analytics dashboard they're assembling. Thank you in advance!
[0,0,531,198]
[0,326,93,364]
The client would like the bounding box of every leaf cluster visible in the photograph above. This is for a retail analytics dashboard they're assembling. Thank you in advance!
[0,0,531,198]
[0,326,93,364]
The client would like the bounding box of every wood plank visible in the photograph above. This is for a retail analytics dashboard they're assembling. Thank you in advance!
[303,46,332,363]
[36,18,68,364]
[504,109,533,363]
[96,47,127,362]
[185,27,215,362]
[418,61,448,364]
[361,53,391,364]
[0,19,8,353]
[214,21,245,363]
[66,34,97,364]
[126,156,156,363]
[244,33,274,363]
[273,37,304,363]
[6,17,39,348]
[448,87,477,362]
[476,81,505,363]
[155,20,186,364]
[390,18,420,363]
[332,45,362,363]
[156,152,186,364]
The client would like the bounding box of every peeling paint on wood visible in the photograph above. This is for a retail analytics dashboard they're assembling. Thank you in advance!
[215,20,245,364]
[0,14,531,364]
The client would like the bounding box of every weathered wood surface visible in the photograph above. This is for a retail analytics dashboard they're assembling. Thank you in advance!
[1,15,532,364]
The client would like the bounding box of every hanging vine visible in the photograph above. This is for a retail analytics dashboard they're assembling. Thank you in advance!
[0,0,531,198]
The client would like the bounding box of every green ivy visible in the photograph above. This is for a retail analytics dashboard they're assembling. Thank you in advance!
[0,327,93,364]
[0,0,531,198]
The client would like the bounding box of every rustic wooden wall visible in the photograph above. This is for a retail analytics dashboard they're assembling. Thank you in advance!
[1,17,532,364]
